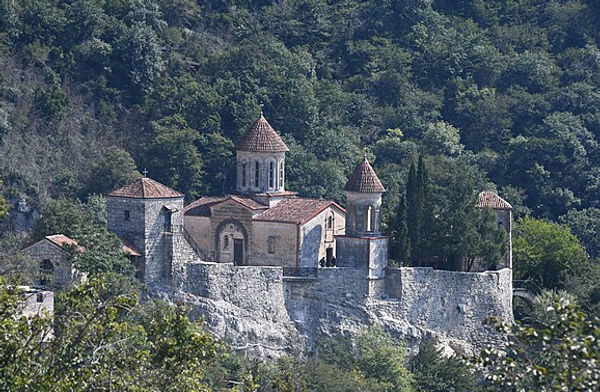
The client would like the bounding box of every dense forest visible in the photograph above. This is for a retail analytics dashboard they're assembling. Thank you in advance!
[2,0,600,390]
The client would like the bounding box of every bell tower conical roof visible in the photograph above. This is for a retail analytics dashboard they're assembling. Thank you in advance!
[235,114,289,153]
[344,156,386,193]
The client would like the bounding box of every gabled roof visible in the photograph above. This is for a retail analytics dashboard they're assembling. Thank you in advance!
[477,191,512,210]
[45,234,85,252]
[108,177,183,199]
[253,197,345,225]
[26,234,141,256]
[184,195,268,216]
[344,156,386,193]
[235,115,289,153]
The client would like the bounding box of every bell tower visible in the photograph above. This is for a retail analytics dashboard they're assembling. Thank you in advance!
[235,110,294,206]
[336,156,389,279]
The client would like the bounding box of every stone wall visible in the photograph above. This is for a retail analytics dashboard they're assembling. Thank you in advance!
[23,240,72,289]
[154,262,300,358]
[153,262,513,358]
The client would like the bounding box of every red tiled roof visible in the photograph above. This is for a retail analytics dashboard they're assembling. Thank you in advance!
[118,236,142,257]
[477,191,512,210]
[344,156,386,193]
[44,234,142,256]
[254,197,345,225]
[184,195,267,216]
[235,115,289,153]
[46,234,84,252]
[108,177,183,199]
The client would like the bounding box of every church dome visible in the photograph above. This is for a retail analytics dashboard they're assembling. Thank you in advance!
[235,115,289,153]
[344,156,386,193]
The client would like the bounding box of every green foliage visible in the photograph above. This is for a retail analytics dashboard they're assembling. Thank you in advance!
[142,115,204,200]
[70,225,135,276]
[31,199,92,241]
[475,298,600,392]
[0,178,7,220]
[560,207,600,258]
[513,216,589,289]
[0,273,228,391]
[86,147,141,197]
[409,340,478,392]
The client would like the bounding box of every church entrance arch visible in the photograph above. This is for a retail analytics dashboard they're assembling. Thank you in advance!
[215,219,248,265]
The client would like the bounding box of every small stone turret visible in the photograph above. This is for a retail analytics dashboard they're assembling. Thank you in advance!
[336,156,389,281]
[235,113,290,204]
[107,177,185,284]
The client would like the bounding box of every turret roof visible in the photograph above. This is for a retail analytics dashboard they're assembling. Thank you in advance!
[235,115,289,153]
[108,177,183,199]
[477,191,512,210]
[344,156,386,193]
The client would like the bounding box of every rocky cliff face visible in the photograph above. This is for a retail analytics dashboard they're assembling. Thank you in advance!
[150,262,512,358]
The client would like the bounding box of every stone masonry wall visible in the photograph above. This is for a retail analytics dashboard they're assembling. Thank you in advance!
[153,262,513,358]
[23,240,72,289]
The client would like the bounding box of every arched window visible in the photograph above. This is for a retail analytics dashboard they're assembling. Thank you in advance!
[223,235,229,250]
[279,161,284,189]
[365,206,373,232]
[242,161,247,187]
[327,215,334,230]
[269,161,275,188]
[267,236,276,254]
[254,161,260,188]
[40,259,54,286]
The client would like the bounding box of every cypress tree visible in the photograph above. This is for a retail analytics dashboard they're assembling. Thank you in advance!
[406,161,420,265]
[415,154,432,259]
[391,194,411,263]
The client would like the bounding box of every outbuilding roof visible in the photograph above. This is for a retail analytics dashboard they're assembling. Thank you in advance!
[344,156,386,193]
[253,197,345,225]
[235,115,289,153]
[27,234,141,256]
[108,177,183,199]
[477,191,512,210]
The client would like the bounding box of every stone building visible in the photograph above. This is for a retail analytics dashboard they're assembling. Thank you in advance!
[23,233,140,289]
[477,191,513,269]
[184,114,345,267]
[107,177,198,285]
[336,156,389,280]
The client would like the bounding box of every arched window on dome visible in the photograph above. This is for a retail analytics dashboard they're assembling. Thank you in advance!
[365,206,373,232]
[279,161,284,189]
[269,161,275,189]
[241,161,247,187]
[254,161,260,188]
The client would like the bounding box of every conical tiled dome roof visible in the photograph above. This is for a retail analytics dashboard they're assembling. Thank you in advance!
[344,156,386,193]
[235,115,289,153]
[108,177,183,199]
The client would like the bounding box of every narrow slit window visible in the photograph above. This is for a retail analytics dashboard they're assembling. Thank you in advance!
[124,210,130,221]
[366,206,373,232]
[279,162,284,188]
[242,162,247,187]
[255,161,260,187]
[269,161,275,188]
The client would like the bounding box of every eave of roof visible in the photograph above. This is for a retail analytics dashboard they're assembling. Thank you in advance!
[108,177,183,199]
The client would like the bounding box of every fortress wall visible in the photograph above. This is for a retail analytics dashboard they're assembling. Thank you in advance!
[374,267,513,350]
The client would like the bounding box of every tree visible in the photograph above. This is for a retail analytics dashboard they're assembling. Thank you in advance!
[475,298,600,392]
[513,216,589,290]
[559,207,600,258]
[31,199,91,241]
[390,194,411,264]
[86,147,141,197]
[142,115,204,200]
[409,340,478,392]
[0,273,228,391]
[0,178,7,221]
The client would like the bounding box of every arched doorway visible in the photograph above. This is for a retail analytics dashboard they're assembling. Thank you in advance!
[216,220,248,265]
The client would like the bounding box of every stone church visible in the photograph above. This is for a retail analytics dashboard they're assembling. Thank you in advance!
[183,113,346,268]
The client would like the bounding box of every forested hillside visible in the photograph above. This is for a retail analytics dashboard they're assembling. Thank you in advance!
[0,0,599,215]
